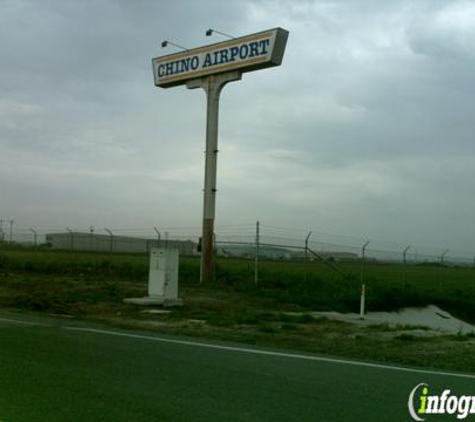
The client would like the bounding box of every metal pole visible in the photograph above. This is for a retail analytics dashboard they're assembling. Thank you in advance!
[89,226,94,251]
[305,231,312,262]
[66,227,74,251]
[30,228,38,247]
[440,249,448,264]
[359,240,370,318]
[402,245,411,292]
[472,255,475,295]
[9,220,14,244]
[105,228,114,253]
[154,227,161,247]
[255,220,260,287]
[440,249,448,291]
[187,71,242,283]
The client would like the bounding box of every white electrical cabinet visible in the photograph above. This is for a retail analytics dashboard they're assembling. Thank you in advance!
[148,248,180,302]
[124,248,182,307]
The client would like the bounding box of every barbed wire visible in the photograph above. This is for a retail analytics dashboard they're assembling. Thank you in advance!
[2,222,475,265]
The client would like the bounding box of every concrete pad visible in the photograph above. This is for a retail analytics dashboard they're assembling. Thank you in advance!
[312,305,475,334]
[123,296,183,307]
[140,309,172,315]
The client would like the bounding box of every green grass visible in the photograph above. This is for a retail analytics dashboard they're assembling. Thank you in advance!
[2,245,475,320]
[2,245,475,372]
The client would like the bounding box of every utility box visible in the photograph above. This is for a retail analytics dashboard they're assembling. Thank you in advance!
[148,248,180,303]
[124,248,182,307]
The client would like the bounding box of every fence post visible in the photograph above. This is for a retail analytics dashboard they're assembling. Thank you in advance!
[304,231,312,283]
[104,228,114,274]
[89,226,94,251]
[305,231,312,262]
[254,220,260,287]
[359,240,370,318]
[9,220,14,244]
[154,227,161,248]
[472,256,475,295]
[30,228,38,247]
[104,228,114,253]
[402,245,411,293]
[66,227,74,251]
[439,249,448,291]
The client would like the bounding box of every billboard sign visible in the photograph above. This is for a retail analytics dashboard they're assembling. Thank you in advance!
[152,28,289,88]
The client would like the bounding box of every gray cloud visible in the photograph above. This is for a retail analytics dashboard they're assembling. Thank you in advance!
[1,0,475,255]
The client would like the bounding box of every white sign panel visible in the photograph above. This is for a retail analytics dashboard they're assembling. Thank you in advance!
[152,28,289,88]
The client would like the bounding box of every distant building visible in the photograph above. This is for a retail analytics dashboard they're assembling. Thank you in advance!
[45,232,196,255]
[319,252,358,261]
[290,250,359,261]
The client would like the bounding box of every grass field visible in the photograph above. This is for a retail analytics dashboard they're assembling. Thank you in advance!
[1,245,475,317]
[2,245,475,372]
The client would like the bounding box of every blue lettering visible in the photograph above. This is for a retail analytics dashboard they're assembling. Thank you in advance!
[258,39,271,55]
[239,44,249,60]
[165,61,174,75]
[180,58,190,73]
[229,46,239,62]
[202,53,213,68]
[190,56,199,70]
[219,49,229,64]
[248,41,259,58]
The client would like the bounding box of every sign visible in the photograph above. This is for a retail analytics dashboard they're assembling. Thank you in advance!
[152,28,289,88]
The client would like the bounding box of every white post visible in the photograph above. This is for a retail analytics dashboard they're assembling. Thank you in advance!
[359,240,370,318]
[187,71,242,283]
[359,283,366,318]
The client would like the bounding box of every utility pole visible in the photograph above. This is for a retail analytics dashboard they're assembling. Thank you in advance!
[359,240,370,318]
[255,220,260,287]
[0,219,3,242]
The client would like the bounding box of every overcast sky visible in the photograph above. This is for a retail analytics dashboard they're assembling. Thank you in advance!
[1,0,475,257]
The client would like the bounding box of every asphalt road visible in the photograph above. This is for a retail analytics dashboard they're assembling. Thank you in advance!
[0,313,473,422]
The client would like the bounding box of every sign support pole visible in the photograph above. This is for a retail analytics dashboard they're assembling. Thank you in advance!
[187,71,241,283]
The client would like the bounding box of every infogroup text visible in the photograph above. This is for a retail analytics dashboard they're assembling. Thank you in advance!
[409,383,475,421]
